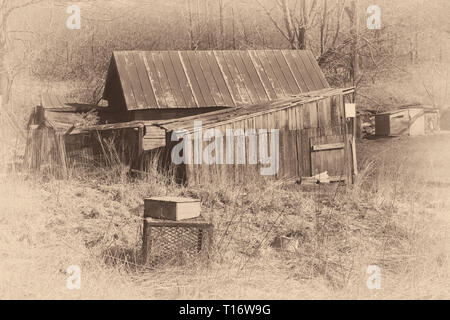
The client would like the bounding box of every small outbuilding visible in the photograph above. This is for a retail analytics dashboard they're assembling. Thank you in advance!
[424,108,440,134]
[374,105,440,137]
[26,50,357,183]
[154,88,355,184]
[25,95,145,174]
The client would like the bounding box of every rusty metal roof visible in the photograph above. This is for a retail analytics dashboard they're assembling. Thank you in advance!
[103,50,329,111]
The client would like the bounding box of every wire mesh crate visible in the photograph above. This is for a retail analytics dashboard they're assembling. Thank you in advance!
[142,216,213,266]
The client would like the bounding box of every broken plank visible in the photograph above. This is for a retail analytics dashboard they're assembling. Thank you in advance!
[311,142,345,151]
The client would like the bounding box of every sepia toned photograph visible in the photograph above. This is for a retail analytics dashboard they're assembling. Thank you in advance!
[0,0,449,302]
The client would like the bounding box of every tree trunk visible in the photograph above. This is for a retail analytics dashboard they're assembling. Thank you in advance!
[0,9,9,109]
[218,0,224,49]
[298,26,306,49]
[187,0,195,50]
[320,0,328,55]
[0,49,9,108]
[280,0,295,48]
[231,1,236,49]
[350,0,359,88]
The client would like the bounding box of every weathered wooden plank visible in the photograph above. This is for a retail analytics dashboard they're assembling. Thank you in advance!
[114,53,138,109]
[197,51,225,106]
[285,130,298,177]
[134,52,159,108]
[282,109,290,129]
[351,135,358,176]
[334,135,346,177]
[295,105,303,130]
[312,142,345,151]
[295,129,302,176]
[142,52,168,108]
[169,51,197,107]
[309,102,319,128]
[317,98,331,127]
[310,135,322,177]
[231,51,259,104]
[178,51,207,107]
[301,102,311,129]
[122,52,147,109]
[282,50,309,92]
[273,50,300,94]
[277,128,285,178]
[338,94,346,133]
[240,51,270,102]
[151,52,180,107]
[256,51,285,98]
[186,51,217,107]
[205,51,235,107]
[214,51,242,106]
[160,51,187,107]
[248,51,277,100]
[264,50,291,97]
[297,51,323,90]
[293,130,300,177]
[290,51,314,92]
[301,129,311,177]
[261,113,269,130]
[305,50,329,88]
[222,51,253,105]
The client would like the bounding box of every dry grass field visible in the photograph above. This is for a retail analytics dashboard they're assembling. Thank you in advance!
[0,131,449,299]
[0,0,449,301]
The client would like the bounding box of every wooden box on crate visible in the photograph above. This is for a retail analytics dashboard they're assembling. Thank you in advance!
[144,197,201,221]
[142,196,213,266]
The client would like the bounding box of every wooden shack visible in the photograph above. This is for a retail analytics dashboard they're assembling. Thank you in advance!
[153,88,355,185]
[24,95,102,177]
[25,99,145,173]
[26,50,357,182]
[102,50,330,150]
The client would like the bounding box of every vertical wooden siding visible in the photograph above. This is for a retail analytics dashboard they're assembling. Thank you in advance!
[164,93,351,184]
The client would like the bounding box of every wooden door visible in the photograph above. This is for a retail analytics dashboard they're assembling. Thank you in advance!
[310,134,348,181]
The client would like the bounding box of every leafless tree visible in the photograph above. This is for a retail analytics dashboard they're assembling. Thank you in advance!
[256,0,321,49]
[0,0,43,108]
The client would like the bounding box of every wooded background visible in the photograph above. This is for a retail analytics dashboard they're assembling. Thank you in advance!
[0,0,449,115]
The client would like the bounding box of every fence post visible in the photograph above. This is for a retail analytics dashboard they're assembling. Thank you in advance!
[138,125,144,172]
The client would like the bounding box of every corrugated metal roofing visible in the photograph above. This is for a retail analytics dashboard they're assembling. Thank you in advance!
[104,50,330,111]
